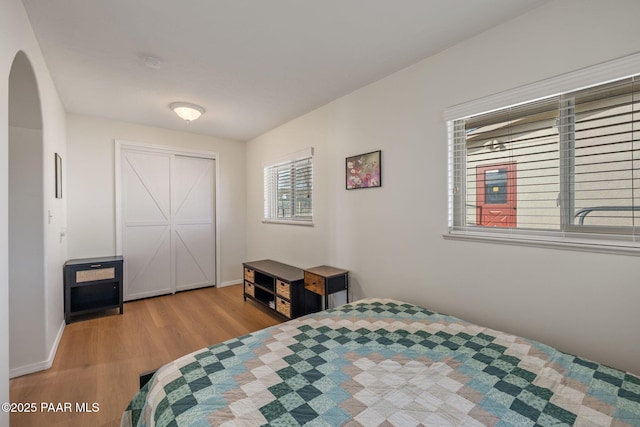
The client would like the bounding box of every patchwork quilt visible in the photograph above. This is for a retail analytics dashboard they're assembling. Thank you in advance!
[121,299,640,426]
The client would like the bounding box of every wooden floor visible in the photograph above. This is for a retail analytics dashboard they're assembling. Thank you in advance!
[9,284,283,427]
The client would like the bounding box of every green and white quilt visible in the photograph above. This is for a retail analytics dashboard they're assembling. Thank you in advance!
[121,299,640,426]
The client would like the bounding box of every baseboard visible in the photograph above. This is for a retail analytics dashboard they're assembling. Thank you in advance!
[9,319,65,378]
[218,279,242,288]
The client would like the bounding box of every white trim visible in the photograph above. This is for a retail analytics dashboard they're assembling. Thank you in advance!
[219,279,242,288]
[114,140,221,293]
[10,320,64,378]
[262,219,314,227]
[262,147,314,168]
[115,139,218,160]
[444,51,640,121]
[443,232,640,257]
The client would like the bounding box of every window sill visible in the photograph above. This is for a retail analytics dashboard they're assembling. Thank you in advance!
[262,219,314,227]
[443,230,640,257]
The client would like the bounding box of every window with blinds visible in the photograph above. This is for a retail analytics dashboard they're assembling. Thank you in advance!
[263,148,313,224]
[449,76,639,243]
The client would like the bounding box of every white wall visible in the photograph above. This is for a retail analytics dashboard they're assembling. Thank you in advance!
[247,0,640,375]
[9,126,45,369]
[0,0,67,416]
[66,114,246,285]
[246,108,332,267]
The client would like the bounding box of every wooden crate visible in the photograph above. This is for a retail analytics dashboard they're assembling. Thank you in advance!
[276,280,290,299]
[276,297,291,318]
[245,281,255,297]
[244,268,254,282]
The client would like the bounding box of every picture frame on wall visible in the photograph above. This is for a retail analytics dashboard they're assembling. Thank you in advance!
[55,153,62,199]
[346,150,381,190]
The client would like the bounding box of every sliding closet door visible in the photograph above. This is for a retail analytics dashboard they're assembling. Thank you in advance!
[121,150,173,300]
[173,156,215,292]
[120,147,216,301]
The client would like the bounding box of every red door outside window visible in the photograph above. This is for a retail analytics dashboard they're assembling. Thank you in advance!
[476,163,517,228]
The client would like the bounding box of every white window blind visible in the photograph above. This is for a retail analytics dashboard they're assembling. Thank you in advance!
[448,74,640,251]
[263,148,313,224]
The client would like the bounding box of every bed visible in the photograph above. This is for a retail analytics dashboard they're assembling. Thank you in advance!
[121,299,640,426]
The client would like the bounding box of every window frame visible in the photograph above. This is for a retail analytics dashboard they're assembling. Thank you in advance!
[263,147,314,226]
[445,53,640,256]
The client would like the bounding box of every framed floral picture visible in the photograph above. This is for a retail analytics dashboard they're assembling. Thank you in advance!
[346,150,381,190]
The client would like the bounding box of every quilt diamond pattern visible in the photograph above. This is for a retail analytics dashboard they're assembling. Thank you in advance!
[122,299,640,427]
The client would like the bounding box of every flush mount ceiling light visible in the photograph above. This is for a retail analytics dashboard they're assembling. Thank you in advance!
[170,102,205,122]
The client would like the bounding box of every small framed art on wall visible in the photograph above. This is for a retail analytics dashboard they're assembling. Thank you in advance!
[346,150,381,190]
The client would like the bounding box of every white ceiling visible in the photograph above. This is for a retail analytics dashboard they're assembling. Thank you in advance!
[22,0,549,141]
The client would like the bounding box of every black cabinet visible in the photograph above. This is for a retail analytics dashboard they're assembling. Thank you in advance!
[64,256,124,324]
[243,260,306,319]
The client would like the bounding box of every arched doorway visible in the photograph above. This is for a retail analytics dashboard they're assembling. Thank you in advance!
[8,51,45,373]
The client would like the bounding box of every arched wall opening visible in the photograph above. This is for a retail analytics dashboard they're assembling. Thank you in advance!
[8,51,46,373]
